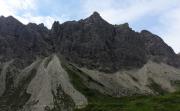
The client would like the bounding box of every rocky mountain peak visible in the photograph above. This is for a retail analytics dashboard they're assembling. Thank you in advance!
[6,16,18,21]
[27,23,49,34]
[51,21,61,37]
[52,21,60,28]
[91,11,101,18]
[84,11,109,25]
[0,16,24,36]
[114,23,131,31]
[0,16,22,25]
[140,29,175,56]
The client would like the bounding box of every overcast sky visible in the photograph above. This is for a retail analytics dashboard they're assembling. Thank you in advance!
[0,0,179,53]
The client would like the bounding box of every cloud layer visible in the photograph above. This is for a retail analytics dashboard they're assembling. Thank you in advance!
[0,0,179,53]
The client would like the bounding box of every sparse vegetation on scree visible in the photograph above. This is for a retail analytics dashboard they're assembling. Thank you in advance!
[63,63,180,111]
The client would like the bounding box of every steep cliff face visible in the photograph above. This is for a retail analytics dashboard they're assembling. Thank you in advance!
[51,13,143,72]
[140,30,179,67]
[0,16,52,67]
[0,12,180,111]
[50,12,179,72]
[0,13,179,72]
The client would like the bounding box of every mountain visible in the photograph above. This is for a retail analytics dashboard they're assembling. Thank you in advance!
[0,12,180,111]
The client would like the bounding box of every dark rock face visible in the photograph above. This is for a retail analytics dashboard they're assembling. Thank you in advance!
[51,12,147,72]
[0,12,179,72]
[0,16,51,67]
[140,30,180,67]
[141,30,175,57]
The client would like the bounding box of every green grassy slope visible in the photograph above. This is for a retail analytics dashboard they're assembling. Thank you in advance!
[63,63,180,111]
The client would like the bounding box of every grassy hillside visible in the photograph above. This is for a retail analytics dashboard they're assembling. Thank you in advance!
[63,63,180,111]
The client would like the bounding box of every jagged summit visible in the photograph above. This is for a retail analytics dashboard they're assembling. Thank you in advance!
[0,15,24,37]
[52,21,60,27]
[0,15,22,25]
[90,11,101,18]
[114,23,131,30]
[27,23,46,28]
[6,15,17,20]
[51,21,61,33]
[83,11,109,25]
[27,23,49,33]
